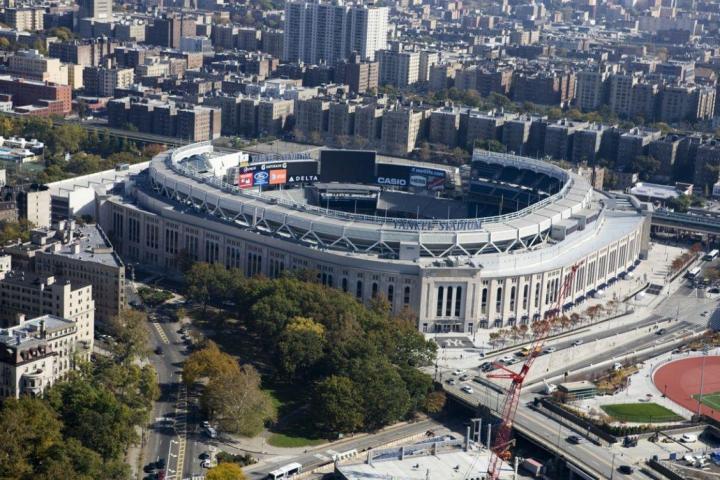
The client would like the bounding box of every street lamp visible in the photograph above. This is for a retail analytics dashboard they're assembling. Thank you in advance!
[609,452,617,480]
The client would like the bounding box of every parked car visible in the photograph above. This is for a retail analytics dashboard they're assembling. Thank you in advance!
[452,369,464,376]
[154,346,163,355]
[618,465,634,474]
[680,433,697,443]
[447,378,457,385]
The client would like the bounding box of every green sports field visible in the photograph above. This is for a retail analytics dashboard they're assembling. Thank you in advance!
[693,392,720,411]
[601,403,682,423]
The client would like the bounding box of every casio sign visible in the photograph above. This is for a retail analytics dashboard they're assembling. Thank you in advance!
[378,177,407,186]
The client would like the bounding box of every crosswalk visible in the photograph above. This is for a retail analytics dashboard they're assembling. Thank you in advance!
[152,322,170,344]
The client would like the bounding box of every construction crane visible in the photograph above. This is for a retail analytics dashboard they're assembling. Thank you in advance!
[485,262,582,480]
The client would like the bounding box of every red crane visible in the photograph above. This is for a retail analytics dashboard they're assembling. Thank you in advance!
[485,263,582,480]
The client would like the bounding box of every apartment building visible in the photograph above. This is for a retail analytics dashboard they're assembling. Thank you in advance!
[7,50,69,85]
[608,74,638,118]
[109,98,221,141]
[48,39,117,67]
[381,106,426,155]
[335,54,379,94]
[283,1,388,64]
[0,271,94,348]
[294,98,330,136]
[177,106,222,142]
[4,8,43,32]
[377,49,420,88]
[429,106,463,148]
[575,70,608,112]
[0,314,84,398]
[147,14,197,49]
[544,120,588,161]
[0,76,71,115]
[83,66,134,97]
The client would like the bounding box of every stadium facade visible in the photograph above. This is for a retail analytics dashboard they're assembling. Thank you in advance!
[97,143,650,333]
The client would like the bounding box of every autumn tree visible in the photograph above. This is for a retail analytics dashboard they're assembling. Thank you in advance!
[207,463,246,480]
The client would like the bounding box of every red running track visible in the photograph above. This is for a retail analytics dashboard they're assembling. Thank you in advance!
[653,356,720,421]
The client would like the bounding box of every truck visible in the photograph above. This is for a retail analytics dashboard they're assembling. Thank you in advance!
[520,458,543,477]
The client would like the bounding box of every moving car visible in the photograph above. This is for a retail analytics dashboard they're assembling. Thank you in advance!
[572,339,584,346]
[461,385,474,394]
[566,435,583,444]
[543,346,557,354]
[154,346,163,355]
[618,465,634,474]
[681,433,697,443]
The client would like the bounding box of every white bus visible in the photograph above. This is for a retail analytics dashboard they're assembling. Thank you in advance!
[686,266,702,279]
[267,463,302,479]
[705,249,719,261]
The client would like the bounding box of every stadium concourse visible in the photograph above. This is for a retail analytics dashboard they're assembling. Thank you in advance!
[654,355,720,421]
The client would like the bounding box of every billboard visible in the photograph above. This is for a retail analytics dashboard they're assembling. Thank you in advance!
[236,160,319,188]
[286,160,319,183]
[320,150,376,183]
[269,169,287,185]
[374,163,447,190]
[238,172,254,188]
[376,164,410,187]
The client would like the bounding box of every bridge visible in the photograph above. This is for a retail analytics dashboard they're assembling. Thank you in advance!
[651,209,720,236]
[445,384,645,480]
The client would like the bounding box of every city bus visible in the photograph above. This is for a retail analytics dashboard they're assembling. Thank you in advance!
[705,250,719,261]
[267,463,302,479]
[686,266,702,279]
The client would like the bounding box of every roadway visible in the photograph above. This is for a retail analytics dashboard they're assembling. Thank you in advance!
[243,418,447,479]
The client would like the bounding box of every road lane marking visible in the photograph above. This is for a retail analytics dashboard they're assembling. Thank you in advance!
[152,322,170,344]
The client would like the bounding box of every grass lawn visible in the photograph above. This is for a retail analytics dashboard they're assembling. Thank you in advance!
[601,403,682,423]
[693,392,720,411]
[266,433,327,448]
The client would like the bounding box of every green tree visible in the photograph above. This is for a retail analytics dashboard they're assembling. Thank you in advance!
[278,316,326,379]
[398,366,434,413]
[630,155,660,180]
[352,356,411,430]
[108,309,150,362]
[206,463,246,480]
[48,377,136,460]
[313,375,364,434]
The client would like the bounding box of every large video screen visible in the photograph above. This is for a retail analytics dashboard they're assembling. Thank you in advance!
[320,150,376,183]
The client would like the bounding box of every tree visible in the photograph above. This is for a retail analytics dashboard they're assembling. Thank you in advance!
[352,356,411,430]
[108,309,149,362]
[206,463,246,480]
[630,155,660,180]
[278,316,326,379]
[183,340,240,386]
[424,390,446,414]
[202,365,276,436]
[48,376,137,460]
[313,375,364,434]
[185,262,233,311]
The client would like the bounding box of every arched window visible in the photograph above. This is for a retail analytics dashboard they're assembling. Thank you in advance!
[371,282,378,298]
[495,287,503,312]
[387,284,394,303]
[510,286,516,310]
[445,286,453,317]
[356,280,363,299]
[480,287,488,314]
[341,278,348,292]
[403,286,411,305]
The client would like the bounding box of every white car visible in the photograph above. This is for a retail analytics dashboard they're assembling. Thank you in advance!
[205,426,218,438]
[500,355,515,364]
[201,459,214,468]
[452,369,464,376]
[461,385,474,394]
[681,433,697,443]
[543,346,557,354]
[572,339,584,346]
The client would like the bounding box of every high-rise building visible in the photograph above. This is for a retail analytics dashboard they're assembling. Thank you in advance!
[4,7,43,32]
[377,48,419,87]
[147,14,196,49]
[77,0,111,20]
[575,70,608,112]
[8,50,68,85]
[335,53,378,93]
[83,66,134,97]
[283,1,388,64]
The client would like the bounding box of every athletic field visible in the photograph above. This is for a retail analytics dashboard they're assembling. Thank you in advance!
[601,403,682,423]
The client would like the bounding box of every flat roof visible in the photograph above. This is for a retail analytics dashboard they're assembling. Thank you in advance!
[44,225,124,268]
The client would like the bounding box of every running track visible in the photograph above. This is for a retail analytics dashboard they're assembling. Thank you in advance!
[653,356,720,421]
